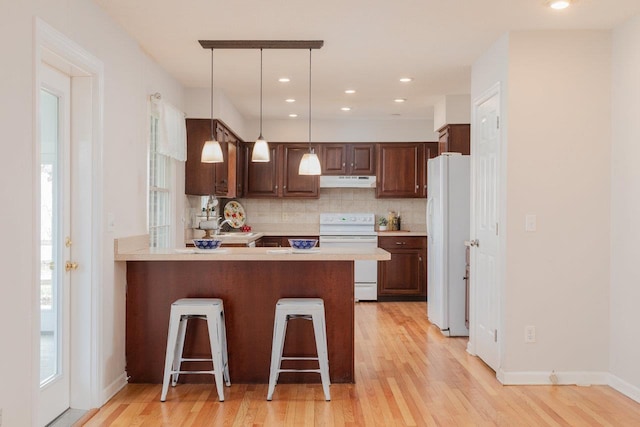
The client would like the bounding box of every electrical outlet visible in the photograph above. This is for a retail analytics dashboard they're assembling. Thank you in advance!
[525,325,536,343]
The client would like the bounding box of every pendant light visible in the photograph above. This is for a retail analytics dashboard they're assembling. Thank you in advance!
[299,48,321,175]
[252,49,270,162]
[201,49,224,163]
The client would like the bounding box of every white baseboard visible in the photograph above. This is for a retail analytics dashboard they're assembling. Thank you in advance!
[498,369,609,386]
[101,372,128,405]
[608,374,640,403]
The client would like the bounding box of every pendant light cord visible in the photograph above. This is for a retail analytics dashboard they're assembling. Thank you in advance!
[259,48,263,137]
[308,48,312,149]
[210,48,214,140]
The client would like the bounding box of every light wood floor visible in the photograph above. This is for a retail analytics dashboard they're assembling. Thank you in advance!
[83,302,640,426]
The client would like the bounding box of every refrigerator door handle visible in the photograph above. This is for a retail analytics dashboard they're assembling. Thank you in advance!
[426,197,433,239]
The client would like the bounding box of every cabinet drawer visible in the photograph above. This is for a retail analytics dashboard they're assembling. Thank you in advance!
[378,236,426,250]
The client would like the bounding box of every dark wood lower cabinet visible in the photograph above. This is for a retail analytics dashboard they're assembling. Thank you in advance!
[257,235,319,248]
[377,236,427,301]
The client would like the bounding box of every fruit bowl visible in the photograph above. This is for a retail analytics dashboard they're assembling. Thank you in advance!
[288,239,318,250]
[192,239,223,250]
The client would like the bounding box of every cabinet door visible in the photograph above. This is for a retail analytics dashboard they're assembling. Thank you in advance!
[320,144,348,175]
[423,141,438,197]
[438,124,470,155]
[379,250,424,296]
[214,124,240,197]
[185,119,216,195]
[282,144,319,198]
[244,143,279,198]
[376,143,424,198]
[350,144,376,175]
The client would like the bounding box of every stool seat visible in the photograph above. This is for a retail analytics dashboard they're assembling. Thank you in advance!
[267,297,330,401]
[161,298,230,402]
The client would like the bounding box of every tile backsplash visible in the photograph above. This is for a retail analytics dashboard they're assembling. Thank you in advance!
[185,188,426,236]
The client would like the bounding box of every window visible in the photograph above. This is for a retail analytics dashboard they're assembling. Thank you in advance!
[148,112,172,248]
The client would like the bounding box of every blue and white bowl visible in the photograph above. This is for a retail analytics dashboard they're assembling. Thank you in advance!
[288,239,318,250]
[193,239,223,250]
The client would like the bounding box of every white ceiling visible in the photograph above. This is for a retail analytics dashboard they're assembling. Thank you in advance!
[95,0,640,122]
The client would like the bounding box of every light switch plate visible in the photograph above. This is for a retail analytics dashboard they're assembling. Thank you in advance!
[525,214,537,232]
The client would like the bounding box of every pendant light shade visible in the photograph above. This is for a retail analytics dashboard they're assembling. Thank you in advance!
[299,150,322,175]
[252,49,270,162]
[299,48,321,176]
[201,139,224,162]
[202,49,223,163]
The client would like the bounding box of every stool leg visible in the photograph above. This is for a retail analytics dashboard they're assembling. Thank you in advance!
[219,310,231,386]
[172,315,188,386]
[312,312,331,401]
[206,313,225,402]
[267,313,288,401]
[161,311,181,402]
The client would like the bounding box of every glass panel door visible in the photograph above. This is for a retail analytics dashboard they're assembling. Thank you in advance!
[40,89,60,385]
[39,64,71,426]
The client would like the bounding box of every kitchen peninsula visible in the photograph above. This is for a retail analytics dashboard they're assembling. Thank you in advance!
[115,236,390,384]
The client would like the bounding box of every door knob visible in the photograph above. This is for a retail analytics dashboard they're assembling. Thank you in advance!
[65,261,79,272]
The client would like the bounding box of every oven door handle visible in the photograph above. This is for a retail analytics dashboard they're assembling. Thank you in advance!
[320,237,378,244]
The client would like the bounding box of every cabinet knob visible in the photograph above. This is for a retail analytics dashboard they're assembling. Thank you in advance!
[342,162,346,167]
[283,185,287,189]
[350,162,354,167]
[416,185,419,189]
[275,185,278,189]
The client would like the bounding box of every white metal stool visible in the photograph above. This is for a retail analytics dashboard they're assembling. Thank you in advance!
[267,298,330,401]
[160,298,231,402]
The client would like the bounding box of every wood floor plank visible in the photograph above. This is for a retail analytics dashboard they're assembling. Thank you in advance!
[82,302,640,426]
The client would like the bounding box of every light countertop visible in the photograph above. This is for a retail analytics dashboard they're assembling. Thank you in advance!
[118,235,390,262]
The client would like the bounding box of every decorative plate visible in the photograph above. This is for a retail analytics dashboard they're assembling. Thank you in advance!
[223,201,246,229]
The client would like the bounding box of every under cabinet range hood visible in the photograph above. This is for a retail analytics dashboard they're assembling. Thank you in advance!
[320,175,376,188]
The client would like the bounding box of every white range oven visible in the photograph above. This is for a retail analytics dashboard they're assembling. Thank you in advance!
[319,213,378,301]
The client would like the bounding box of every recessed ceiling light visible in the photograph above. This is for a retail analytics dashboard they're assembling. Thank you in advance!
[341,107,351,111]
[399,77,413,83]
[394,98,406,103]
[549,0,570,9]
[289,113,298,118]
[285,98,296,103]
[278,77,290,82]
[345,89,356,94]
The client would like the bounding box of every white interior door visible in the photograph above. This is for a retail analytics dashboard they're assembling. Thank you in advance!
[39,64,72,426]
[470,87,501,371]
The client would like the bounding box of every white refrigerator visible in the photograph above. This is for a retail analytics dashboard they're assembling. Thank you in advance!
[426,153,470,337]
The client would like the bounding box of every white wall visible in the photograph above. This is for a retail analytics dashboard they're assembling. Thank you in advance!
[433,94,471,131]
[610,14,640,398]
[472,31,612,383]
[185,87,247,137]
[0,1,185,425]
[504,31,611,377]
[185,87,437,142]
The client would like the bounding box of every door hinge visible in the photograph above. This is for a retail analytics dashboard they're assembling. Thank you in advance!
[496,222,499,236]
[494,329,498,342]
[496,116,500,129]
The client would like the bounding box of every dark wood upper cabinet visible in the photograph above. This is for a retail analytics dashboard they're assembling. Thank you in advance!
[282,144,320,198]
[242,143,279,198]
[321,143,375,175]
[243,143,319,198]
[185,118,242,198]
[423,141,439,197]
[438,124,470,155]
[376,143,425,198]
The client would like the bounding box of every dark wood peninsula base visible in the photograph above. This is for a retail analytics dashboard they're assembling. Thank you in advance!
[125,260,355,384]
